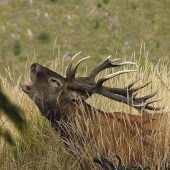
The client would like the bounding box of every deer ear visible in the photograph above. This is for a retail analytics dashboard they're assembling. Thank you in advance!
[49,78,63,88]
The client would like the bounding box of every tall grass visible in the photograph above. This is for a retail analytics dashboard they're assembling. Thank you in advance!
[0,50,170,169]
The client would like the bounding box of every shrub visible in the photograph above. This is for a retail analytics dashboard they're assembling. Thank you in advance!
[97,3,102,8]
[38,32,50,43]
[103,0,109,4]
[94,21,99,29]
[131,3,138,10]
[156,41,160,48]
[14,40,21,56]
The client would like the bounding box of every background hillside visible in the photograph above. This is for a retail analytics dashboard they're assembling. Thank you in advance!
[1,0,170,78]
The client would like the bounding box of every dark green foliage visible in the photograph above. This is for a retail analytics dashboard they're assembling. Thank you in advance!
[14,40,21,56]
[103,0,109,4]
[0,130,14,145]
[131,3,138,10]
[0,85,25,145]
[38,32,50,43]
[97,3,102,8]
[94,21,99,29]
[156,41,160,48]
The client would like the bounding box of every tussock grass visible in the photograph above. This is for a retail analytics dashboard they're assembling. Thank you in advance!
[0,51,170,169]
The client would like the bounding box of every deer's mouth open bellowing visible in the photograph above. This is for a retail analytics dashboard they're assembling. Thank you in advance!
[22,79,33,93]
[21,64,36,93]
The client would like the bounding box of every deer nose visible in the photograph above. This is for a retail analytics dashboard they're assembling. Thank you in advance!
[30,64,36,72]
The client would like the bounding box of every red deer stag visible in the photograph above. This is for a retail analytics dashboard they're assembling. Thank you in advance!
[22,54,169,167]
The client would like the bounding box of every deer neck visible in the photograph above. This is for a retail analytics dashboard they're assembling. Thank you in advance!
[39,98,101,129]
[37,99,69,128]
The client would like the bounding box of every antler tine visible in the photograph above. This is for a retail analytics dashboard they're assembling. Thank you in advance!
[132,91,139,99]
[132,81,151,92]
[104,55,113,60]
[73,56,90,71]
[69,56,90,81]
[104,80,152,98]
[135,90,158,102]
[67,51,82,69]
[104,56,136,66]
[104,55,121,63]
[125,79,141,89]
[116,61,136,66]
[145,99,162,106]
[85,56,136,84]
[107,61,136,68]
[134,99,162,108]
[97,70,137,86]
[131,90,165,111]
[66,51,82,79]
[114,155,122,168]
[146,105,165,111]
[134,100,164,112]
[100,155,116,169]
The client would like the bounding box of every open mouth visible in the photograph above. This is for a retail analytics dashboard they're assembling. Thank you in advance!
[22,64,36,93]
[21,77,33,93]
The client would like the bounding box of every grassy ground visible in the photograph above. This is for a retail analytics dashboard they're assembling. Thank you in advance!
[1,0,170,79]
[0,46,170,169]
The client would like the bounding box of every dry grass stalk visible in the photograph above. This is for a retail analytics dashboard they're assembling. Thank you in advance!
[0,54,170,169]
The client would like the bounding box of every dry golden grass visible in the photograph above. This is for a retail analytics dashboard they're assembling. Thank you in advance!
[0,49,170,169]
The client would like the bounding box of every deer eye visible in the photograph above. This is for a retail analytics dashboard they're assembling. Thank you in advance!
[50,79,56,83]
[49,78,62,87]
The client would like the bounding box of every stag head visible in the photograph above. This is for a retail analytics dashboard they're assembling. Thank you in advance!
[21,63,87,117]
[22,53,164,120]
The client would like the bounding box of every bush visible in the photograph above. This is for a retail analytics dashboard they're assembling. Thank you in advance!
[94,21,99,29]
[38,32,50,43]
[131,3,138,10]
[156,41,160,48]
[50,0,57,2]
[14,40,21,56]
[97,3,102,8]
[103,0,109,4]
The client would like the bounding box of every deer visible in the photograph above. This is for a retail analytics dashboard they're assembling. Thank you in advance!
[21,53,170,168]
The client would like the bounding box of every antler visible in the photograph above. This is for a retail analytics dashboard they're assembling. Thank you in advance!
[66,52,164,117]
[93,154,151,170]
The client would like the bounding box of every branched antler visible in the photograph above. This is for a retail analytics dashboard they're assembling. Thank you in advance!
[93,155,117,170]
[66,53,164,118]
[93,154,151,170]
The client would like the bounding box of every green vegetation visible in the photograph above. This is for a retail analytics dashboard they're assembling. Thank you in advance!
[0,84,25,145]
[0,0,170,79]
[14,40,21,56]
[94,21,99,29]
[131,3,138,10]
[38,32,50,43]
[97,3,102,8]
[103,0,109,4]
